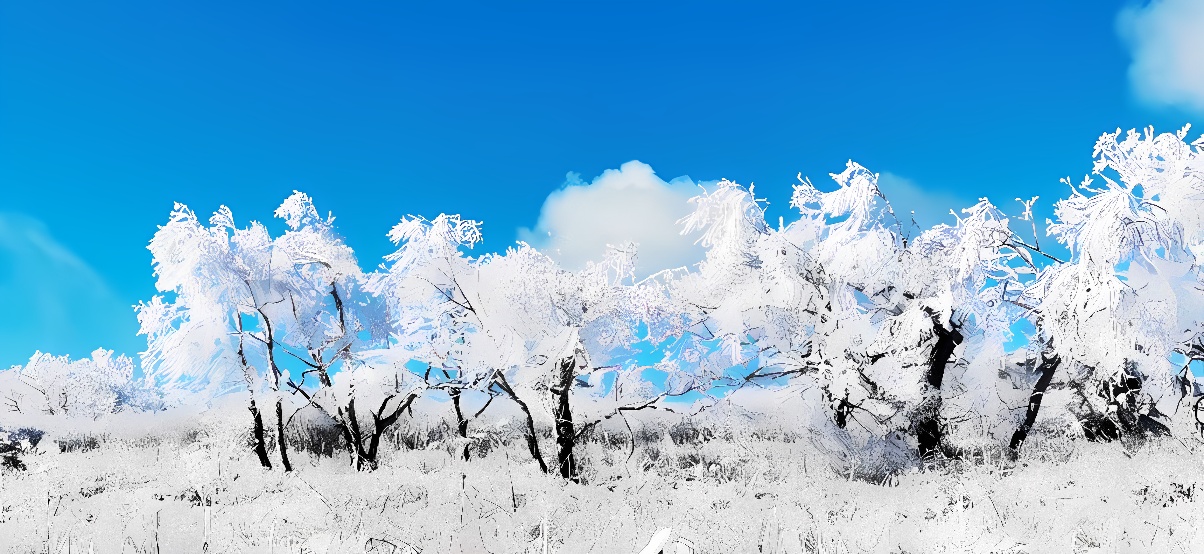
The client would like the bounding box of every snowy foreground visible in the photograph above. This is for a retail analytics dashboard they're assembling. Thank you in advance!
[2,410,1201,554]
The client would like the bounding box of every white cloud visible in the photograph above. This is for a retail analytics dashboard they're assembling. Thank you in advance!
[518,161,705,277]
[876,172,972,233]
[1118,0,1204,113]
[0,213,139,368]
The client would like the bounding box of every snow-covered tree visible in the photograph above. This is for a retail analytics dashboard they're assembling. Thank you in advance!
[474,242,683,480]
[138,193,397,471]
[261,192,402,471]
[664,163,1037,464]
[138,201,283,468]
[373,213,688,480]
[367,213,494,464]
[902,199,1034,455]
[1010,126,1204,447]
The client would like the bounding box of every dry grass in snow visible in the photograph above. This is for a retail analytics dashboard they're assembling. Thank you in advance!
[2,410,1203,554]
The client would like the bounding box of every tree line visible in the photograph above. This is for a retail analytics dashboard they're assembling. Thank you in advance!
[5,126,1204,480]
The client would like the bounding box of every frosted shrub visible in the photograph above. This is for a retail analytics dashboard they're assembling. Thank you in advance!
[2,349,156,420]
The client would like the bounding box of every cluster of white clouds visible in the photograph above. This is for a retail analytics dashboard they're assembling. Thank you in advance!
[518,161,706,277]
[1119,0,1204,113]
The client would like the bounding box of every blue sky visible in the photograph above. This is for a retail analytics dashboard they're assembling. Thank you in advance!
[2,0,1203,368]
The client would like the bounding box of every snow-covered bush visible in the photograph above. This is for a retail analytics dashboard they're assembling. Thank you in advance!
[1,349,158,419]
[0,426,44,471]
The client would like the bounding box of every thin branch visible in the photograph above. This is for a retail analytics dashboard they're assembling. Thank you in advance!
[471,392,499,421]
[1005,238,1066,265]
[241,330,323,370]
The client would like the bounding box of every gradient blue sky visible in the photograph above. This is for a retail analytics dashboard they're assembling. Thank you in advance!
[2,0,1202,368]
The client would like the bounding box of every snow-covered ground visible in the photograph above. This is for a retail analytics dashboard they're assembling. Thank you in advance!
[2,409,1201,554]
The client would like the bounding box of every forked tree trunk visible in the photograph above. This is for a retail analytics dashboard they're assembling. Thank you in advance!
[916,320,963,459]
[275,397,292,472]
[324,393,422,472]
[248,398,272,470]
[365,393,418,469]
[364,425,386,470]
[1009,353,1060,456]
[551,357,579,481]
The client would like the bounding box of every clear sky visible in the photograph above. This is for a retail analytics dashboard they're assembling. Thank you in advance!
[2,0,1203,368]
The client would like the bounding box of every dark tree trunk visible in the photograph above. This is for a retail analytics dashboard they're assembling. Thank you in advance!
[235,321,271,470]
[552,357,579,482]
[496,374,548,474]
[275,397,292,472]
[1009,354,1060,455]
[916,319,963,459]
[334,409,357,465]
[366,418,385,469]
[248,398,272,470]
[439,368,473,461]
[366,393,417,469]
[337,400,372,470]
[914,419,943,459]
[345,399,370,470]
[451,389,471,461]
